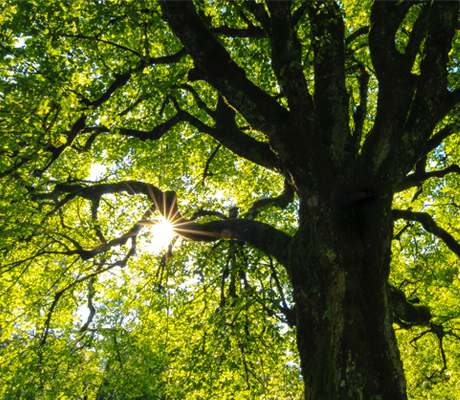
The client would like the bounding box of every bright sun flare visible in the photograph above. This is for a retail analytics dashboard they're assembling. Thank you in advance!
[145,216,176,253]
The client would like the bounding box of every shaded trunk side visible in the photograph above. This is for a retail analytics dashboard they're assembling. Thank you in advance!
[289,193,405,400]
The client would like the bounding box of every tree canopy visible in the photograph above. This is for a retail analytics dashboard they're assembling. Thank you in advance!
[1,1,460,399]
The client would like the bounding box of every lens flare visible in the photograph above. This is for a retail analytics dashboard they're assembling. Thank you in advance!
[145,215,176,253]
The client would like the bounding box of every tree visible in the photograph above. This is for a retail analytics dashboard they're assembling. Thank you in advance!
[1,0,460,398]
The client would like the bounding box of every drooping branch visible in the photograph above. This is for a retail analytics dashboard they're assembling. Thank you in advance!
[393,209,460,258]
[79,278,97,333]
[40,247,136,346]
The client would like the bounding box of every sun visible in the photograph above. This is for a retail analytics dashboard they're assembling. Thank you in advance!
[144,215,176,253]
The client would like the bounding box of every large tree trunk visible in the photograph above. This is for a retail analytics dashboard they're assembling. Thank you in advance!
[289,192,406,399]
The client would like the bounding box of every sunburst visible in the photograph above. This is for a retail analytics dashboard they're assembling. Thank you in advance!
[145,215,176,253]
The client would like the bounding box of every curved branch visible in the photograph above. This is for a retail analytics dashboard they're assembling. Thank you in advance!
[404,3,430,70]
[201,143,221,185]
[397,164,460,192]
[244,179,295,220]
[393,209,460,258]
[263,2,315,126]
[36,114,87,176]
[174,84,216,118]
[87,101,279,171]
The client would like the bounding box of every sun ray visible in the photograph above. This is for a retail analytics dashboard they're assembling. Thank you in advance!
[144,215,176,253]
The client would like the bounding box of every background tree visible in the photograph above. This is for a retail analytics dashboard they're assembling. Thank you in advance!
[1,1,460,399]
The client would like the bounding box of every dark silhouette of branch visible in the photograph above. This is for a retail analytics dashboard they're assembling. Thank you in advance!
[244,180,294,220]
[390,285,431,328]
[397,164,460,192]
[393,209,460,258]
[201,143,221,185]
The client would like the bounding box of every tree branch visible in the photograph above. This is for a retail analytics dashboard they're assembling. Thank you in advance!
[174,218,292,266]
[397,164,460,192]
[345,26,369,46]
[309,1,352,167]
[180,99,279,170]
[44,181,292,264]
[362,2,417,172]
[390,285,431,328]
[425,123,457,156]
[352,62,370,152]
[393,209,460,258]
[160,1,289,139]
[404,3,430,71]
[263,1,315,124]
[244,179,295,220]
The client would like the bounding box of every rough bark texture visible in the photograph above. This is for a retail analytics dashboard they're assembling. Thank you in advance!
[290,194,404,399]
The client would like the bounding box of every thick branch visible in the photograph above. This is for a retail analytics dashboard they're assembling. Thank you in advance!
[160,1,289,139]
[85,104,280,171]
[389,2,459,179]
[174,218,292,266]
[47,181,293,264]
[404,3,430,70]
[263,2,315,127]
[362,2,417,172]
[309,1,352,167]
[181,100,279,170]
[425,123,457,156]
[345,26,369,46]
[393,209,460,258]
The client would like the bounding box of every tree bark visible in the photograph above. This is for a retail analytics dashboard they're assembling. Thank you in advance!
[289,193,406,400]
